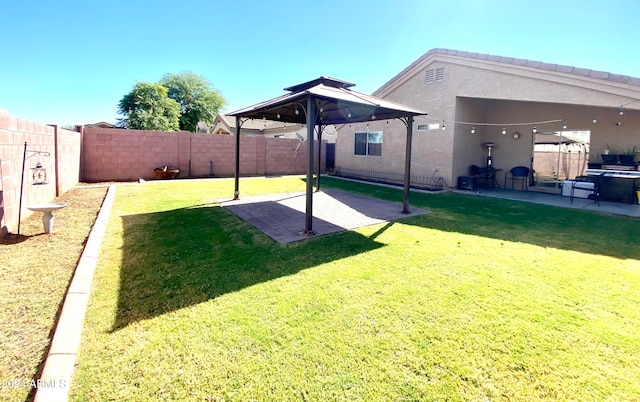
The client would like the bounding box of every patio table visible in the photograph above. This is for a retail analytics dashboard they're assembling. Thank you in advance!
[483,167,502,188]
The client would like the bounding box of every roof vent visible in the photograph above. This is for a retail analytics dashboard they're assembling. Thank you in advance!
[284,76,355,92]
[425,67,445,84]
[425,69,435,84]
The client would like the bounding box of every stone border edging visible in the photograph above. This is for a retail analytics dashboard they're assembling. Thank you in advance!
[34,185,116,402]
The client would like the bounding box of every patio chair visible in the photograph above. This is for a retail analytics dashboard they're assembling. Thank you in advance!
[504,166,530,190]
[468,164,486,187]
[570,174,603,206]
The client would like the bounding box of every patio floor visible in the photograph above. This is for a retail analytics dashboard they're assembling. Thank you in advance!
[466,187,640,218]
[218,178,638,244]
[218,188,429,243]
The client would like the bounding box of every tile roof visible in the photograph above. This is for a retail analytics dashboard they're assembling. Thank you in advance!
[375,48,640,95]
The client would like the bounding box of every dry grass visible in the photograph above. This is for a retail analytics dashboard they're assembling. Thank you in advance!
[0,185,107,402]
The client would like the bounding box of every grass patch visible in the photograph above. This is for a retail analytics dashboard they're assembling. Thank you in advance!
[70,177,639,401]
[0,186,107,402]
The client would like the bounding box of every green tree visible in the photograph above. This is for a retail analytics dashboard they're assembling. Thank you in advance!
[117,82,181,131]
[160,71,226,132]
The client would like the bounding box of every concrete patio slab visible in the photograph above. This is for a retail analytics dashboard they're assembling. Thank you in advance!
[219,188,429,243]
[468,187,640,218]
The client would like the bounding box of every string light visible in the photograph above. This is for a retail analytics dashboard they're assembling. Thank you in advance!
[419,118,564,127]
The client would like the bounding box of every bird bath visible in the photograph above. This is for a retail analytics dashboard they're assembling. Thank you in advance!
[26,202,68,234]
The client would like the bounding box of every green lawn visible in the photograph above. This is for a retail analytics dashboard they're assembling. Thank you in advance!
[70,176,640,401]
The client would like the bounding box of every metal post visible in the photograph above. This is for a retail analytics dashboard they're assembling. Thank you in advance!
[402,116,414,214]
[305,97,316,234]
[18,142,27,235]
[316,124,322,192]
[53,125,60,196]
[234,116,241,199]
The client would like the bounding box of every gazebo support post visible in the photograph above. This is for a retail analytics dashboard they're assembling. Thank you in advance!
[402,116,414,214]
[233,116,241,200]
[304,97,316,235]
[316,124,322,192]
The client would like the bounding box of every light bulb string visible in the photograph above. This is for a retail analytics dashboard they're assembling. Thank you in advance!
[421,117,564,127]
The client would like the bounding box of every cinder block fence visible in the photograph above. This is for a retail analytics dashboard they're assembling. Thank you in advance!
[0,111,325,237]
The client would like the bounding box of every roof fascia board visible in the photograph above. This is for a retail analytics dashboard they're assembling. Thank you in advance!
[448,57,640,100]
[375,52,640,107]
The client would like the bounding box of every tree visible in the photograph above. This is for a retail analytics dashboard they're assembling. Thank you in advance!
[117,82,181,131]
[160,71,226,132]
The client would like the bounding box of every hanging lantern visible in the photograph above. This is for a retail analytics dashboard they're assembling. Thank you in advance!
[31,162,47,185]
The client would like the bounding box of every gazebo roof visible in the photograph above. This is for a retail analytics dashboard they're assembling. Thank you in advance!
[228,76,428,236]
[228,76,427,125]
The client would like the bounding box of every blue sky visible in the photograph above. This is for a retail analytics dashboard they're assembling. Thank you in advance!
[1,0,639,126]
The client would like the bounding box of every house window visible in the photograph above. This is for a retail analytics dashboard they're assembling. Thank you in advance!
[354,131,383,156]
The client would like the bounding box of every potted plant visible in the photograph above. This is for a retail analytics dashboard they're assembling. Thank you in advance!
[601,145,618,164]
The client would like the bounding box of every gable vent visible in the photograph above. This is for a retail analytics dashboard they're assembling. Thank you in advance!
[425,69,435,84]
[425,67,445,84]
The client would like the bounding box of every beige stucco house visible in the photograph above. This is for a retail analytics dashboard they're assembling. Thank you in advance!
[335,48,640,192]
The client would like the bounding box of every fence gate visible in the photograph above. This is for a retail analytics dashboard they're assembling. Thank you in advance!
[326,143,335,173]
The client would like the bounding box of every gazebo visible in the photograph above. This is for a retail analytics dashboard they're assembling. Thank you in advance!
[228,76,428,235]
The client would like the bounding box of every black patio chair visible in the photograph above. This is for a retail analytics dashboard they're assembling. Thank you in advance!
[504,166,530,190]
[570,174,603,206]
[468,164,486,187]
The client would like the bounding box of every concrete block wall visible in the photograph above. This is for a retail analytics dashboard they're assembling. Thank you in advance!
[55,126,82,195]
[0,117,324,236]
[82,127,326,181]
[0,111,81,236]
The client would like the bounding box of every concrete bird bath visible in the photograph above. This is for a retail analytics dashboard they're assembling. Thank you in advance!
[26,202,68,234]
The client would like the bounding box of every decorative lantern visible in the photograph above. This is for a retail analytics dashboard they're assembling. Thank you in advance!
[31,162,47,185]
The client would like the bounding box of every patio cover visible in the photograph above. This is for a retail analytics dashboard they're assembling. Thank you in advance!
[535,131,588,145]
[228,76,428,235]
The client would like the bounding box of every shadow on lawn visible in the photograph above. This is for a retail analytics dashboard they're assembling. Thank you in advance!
[112,203,385,331]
